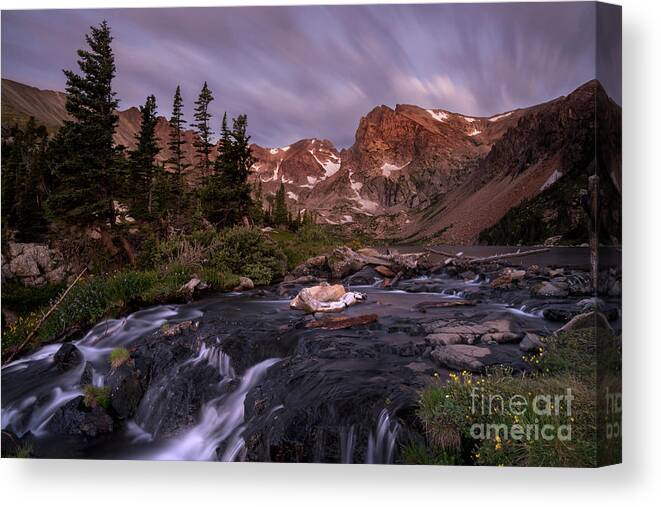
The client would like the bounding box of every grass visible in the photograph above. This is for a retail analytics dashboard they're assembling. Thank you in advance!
[1,265,238,361]
[109,347,131,369]
[410,329,621,467]
[83,385,111,410]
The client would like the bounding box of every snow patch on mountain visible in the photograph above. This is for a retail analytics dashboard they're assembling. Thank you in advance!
[489,111,513,122]
[426,109,449,122]
[380,161,410,177]
[467,128,482,136]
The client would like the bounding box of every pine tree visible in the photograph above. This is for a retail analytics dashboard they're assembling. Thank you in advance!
[1,118,49,240]
[47,20,119,224]
[130,94,160,215]
[200,113,254,227]
[193,82,214,177]
[273,181,288,227]
[167,85,188,209]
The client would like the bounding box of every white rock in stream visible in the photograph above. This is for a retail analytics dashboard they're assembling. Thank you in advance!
[290,283,366,314]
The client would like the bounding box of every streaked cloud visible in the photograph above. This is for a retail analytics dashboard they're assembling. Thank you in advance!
[1,3,620,148]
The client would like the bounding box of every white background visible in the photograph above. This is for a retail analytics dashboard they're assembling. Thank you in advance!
[1,0,659,505]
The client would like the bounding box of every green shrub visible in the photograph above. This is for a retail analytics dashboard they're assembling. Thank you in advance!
[271,224,348,269]
[210,227,287,283]
[1,282,65,314]
[83,385,111,410]
[109,347,130,369]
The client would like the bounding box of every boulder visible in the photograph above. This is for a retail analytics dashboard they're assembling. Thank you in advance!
[430,345,492,372]
[305,314,378,330]
[289,255,328,279]
[555,311,613,335]
[349,266,380,285]
[290,283,366,313]
[179,277,201,299]
[520,333,546,353]
[235,276,254,291]
[9,254,40,278]
[3,242,70,286]
[327,247,391,279]
[44,396,114,437]
[531,281,568,298]
[108,363,144,419]
[423,319,520,345]
[542,308,577,323]
[53,343,84,372]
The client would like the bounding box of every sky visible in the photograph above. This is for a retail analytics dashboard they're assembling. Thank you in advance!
[1,3,621,148]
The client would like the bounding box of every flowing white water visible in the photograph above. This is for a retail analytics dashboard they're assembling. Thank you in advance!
[366,409,400,464]
[1,304,203,437]
[147,357,281,461]
[340,425,356,464]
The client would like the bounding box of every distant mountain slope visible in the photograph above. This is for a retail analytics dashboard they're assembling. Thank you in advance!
[2,79,69,131]
[1,77,621,244]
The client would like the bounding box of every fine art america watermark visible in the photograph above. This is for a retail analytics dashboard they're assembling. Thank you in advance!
[469,388,574,442]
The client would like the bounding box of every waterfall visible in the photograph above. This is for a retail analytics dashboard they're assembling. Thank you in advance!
[1,304,202,438]
[340,425,356,464]
[366,409,400,464]
[148,357,280,461]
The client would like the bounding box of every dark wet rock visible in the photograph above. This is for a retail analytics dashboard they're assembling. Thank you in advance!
[305,314,378,330]
[44,396,113,437]
[555,311,613,334]
[289,255,329,279]
[80,362,94,385]
[542,308,578,323]
[242,352,424,463]
[430,344,525,372]
[108,363,144,419]
[520,333,546,353]
[423,318,521,345]
[348,266,380,285]
[53,343,83,372]
[413,300,476,312]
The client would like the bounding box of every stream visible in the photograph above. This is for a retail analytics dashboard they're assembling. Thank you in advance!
[1,253,621,462]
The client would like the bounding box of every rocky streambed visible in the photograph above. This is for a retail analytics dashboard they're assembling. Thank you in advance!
[1,247,621,462]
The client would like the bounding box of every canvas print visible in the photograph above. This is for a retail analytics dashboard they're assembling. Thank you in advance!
[1,2,621,466]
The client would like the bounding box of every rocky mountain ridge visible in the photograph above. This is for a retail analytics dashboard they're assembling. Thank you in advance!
[1,78,621,244]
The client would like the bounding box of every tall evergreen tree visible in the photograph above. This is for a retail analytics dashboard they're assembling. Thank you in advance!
[273,181,288,227]
[200,113,254,227]
[1,118,49,240]
[47,20,119,224]
[193,82,214,177]
[167,85,187,208]
[130,94,160,214]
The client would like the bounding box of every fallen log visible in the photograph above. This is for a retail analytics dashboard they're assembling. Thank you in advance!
[425,247,475,260]
[426,247,550,265]
[466,248,550,264]
[413,300,476,312]
[305,314,378,330]
[4,267,88,365]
